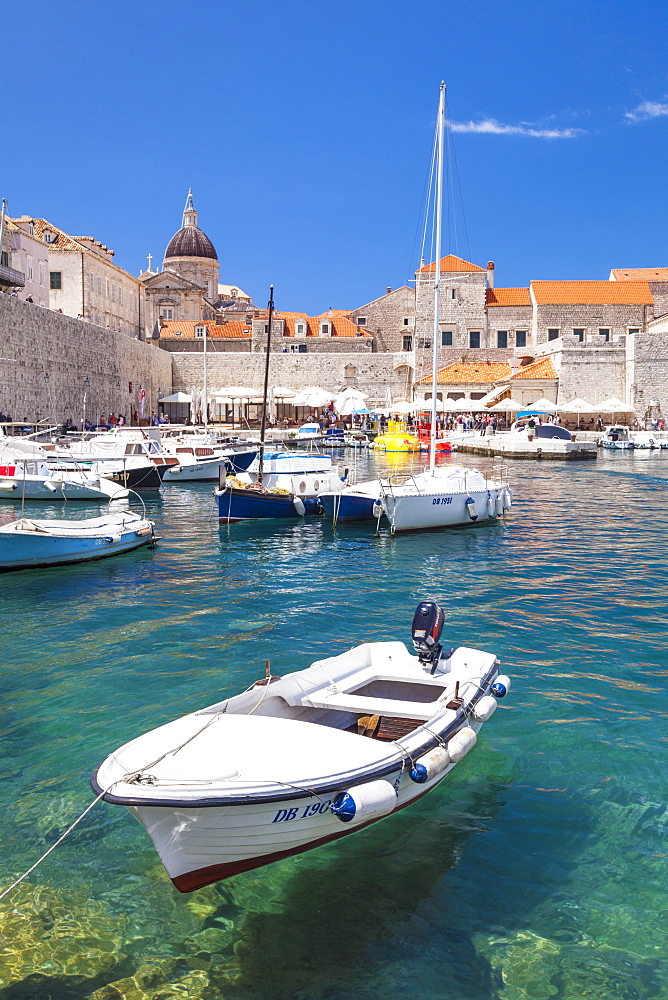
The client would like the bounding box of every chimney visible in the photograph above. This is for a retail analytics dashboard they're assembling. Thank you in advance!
[486,261,495,289]
[386,287,392,294]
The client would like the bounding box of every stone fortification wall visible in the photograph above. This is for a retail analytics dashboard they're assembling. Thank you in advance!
[171,351,408,408]
[534,303,648,344]
[631,328,668,418]
[534,337,627,406]
[0,295,173,424]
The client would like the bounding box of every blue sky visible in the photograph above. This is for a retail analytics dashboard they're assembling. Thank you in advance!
[5,0,668,313]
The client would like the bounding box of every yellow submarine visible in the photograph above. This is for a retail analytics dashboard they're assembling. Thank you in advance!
[371,420,420,453]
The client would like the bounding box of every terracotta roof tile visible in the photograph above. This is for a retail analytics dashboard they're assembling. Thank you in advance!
[282,314,370,338]
[510,357,557,380]
[486,287,531,306]
[418,254,486,274]
[531,280,652,305]
[159,320,251,339]
[9,216,113,256]
[417,361,512,385]
[611,267,668,281]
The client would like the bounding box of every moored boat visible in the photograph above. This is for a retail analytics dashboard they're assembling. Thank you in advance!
[598,425,635,450]
[0,510,155,571]
[92,600,510,891]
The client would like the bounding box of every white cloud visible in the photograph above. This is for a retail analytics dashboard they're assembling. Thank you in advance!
[451,118,583,139]
[626,100,668,122]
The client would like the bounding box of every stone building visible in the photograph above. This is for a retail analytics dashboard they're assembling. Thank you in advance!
[8,215,144,338]
[349,285,415,353]
[3,218,49,306]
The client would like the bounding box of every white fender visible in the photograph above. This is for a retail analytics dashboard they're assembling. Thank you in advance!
[447,726,477,762]
[330,779,397,823]
[472,695,497,722]
[495,491,504,516]
[409,746,451,783]
[492,674,511,698]
[465,497,478,521]
[293,496,306,516]
[486,492,495,517]
[502,487,512,510]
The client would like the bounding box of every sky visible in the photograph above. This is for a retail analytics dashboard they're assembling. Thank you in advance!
[4,0,668,314]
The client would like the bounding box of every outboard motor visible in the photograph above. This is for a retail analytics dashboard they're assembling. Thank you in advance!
[411,601,444,673]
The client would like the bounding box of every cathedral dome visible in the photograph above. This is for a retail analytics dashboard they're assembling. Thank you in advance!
[165,226,218,260]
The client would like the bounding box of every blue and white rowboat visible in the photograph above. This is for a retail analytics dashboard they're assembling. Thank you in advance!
[0,511,156,571]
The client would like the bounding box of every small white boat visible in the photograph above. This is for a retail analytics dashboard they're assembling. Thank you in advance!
[599,426,635,450]
[0,510,155,571]
[630,431,667,450]
[0,440,128,501]
[378,465,511,534]
[92,601,510,892]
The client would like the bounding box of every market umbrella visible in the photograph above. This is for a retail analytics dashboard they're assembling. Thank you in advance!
[561,397,595,429]
[488,398,522,412]
[596,396,629,414]
[292,387,335,408]
[158,391,192,403]
[334,388,368,415]
[528,397,561,412]
[390,400,418,415]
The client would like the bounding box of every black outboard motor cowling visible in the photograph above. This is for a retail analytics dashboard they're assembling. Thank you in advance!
[411,601,445,670]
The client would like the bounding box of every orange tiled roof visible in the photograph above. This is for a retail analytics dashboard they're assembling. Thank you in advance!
[486,287,531,306]
[159,320,251,339]
[282,314,371,338]
[417,361,512,385]
[510,357,557,380]
[611,267,668,281]
[9,216,113,256]
[418,254,486,274]
[531,280,652,305]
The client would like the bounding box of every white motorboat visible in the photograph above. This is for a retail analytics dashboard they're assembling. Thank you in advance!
[0,439,128,501]
[51,428,175,491]
[159,435,257,483]
[508,416,573,442]
[375,85,512,533]
[630,431,667,449]
[92,601,510,892]
[379,465,512,534]
[0,510,156,571]
[599,425,635,450]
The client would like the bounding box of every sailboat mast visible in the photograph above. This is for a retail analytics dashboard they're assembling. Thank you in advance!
[429,82,445,475]
[203,322,208,429]
[257,284,274,485]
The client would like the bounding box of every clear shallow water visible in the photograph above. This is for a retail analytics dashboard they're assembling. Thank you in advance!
[0,449,667,999]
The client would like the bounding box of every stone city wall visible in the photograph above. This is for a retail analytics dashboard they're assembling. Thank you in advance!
[0,295,173,425]
[170,351,410,408]
[631,328,668,419]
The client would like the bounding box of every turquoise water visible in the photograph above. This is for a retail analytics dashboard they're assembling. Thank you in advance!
[0,449,667,999]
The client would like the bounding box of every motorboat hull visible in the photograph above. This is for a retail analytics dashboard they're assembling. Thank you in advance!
[217,486,320,521]
[0,513,154,570]
[127,756,457,892]
[380,470,511,533]
[0,473,128,501]
[162,450,258,483]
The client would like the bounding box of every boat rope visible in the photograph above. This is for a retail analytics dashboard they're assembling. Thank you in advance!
[0,783,119,902]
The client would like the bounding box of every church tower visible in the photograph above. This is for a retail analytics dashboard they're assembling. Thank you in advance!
[163,190,219,302]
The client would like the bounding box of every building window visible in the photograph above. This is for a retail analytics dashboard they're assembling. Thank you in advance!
[320,323,330,335]
[90,271,95,291]
[27,257,34,281]
[598,328,610,342]
[402,335,413,351]
[628,328,639,335]
[173,330,182,337]
[49,271,62,289]
[497,330,508,348]
[548,328,559,341]
[469,331,481,348]
[195,325,205,338]
[295,323,306,336]
[451,289,456,300]
[111,283,116,302]
[298,343,306,353]
[573,328,585,341]
[515,330,527,348]
[97,276,102,295]
[417,338,432,349]
[357,316,367,326]
[160,308,174,321]
[118,287,123,306]
[403,317,410,326]
[441,330,453,346]
[39,262,46,286]
[0,251,7,267]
